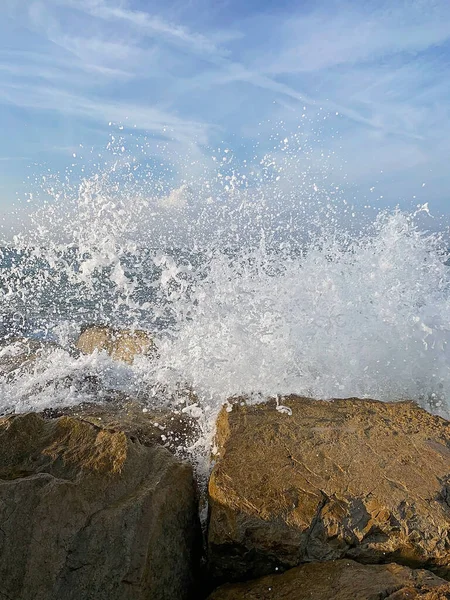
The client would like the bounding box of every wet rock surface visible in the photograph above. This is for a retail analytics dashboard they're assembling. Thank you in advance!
[76,324,155,364]
[42,392,200,457]
[208,396,450,582]
[207,560,450,600]
[0,336,62,379]
[0,412,200,600]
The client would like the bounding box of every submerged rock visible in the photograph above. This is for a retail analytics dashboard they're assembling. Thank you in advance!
[0,413,199,600]
[76,324,155,364]
[208,397,450,582]
[0,336,61,379]
[207,559,450,600]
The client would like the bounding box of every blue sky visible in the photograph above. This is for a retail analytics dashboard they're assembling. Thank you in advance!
[1,0,450,229]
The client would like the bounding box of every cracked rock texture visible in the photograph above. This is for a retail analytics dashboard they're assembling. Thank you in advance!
[207,559,450,600]
[0,413,199,600]
[208,397,450,582]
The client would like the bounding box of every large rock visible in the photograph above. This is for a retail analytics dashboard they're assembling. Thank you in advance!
[76,325,155,364]
[208,397,450,582]
[0,413,199,600]
[207,560,450,600]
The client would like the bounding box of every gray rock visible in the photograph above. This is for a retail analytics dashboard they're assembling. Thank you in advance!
[0,336,60,379]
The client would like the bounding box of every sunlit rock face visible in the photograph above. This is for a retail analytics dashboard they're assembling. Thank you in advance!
[208,396,450,583]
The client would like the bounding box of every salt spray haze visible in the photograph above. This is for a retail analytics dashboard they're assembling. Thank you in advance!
[1,125,449,460]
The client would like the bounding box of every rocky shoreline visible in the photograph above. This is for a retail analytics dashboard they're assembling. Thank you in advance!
[1,327,450,599]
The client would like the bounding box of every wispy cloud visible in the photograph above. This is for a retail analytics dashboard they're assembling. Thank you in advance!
[0,0,449,213]
[63,0,229,57]
[255,3,450,74]
[0,81,212,144]
[0,156,29,162]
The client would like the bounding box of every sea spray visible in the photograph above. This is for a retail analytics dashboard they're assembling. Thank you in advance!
[149,209,450,411]
[0,134,449,463]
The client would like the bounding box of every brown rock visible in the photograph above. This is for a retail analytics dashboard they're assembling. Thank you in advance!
[208,397,450,582]
[207,560,450,600]
[42,391,200,457]
[0,413,199,600]
[76,325,155,364]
